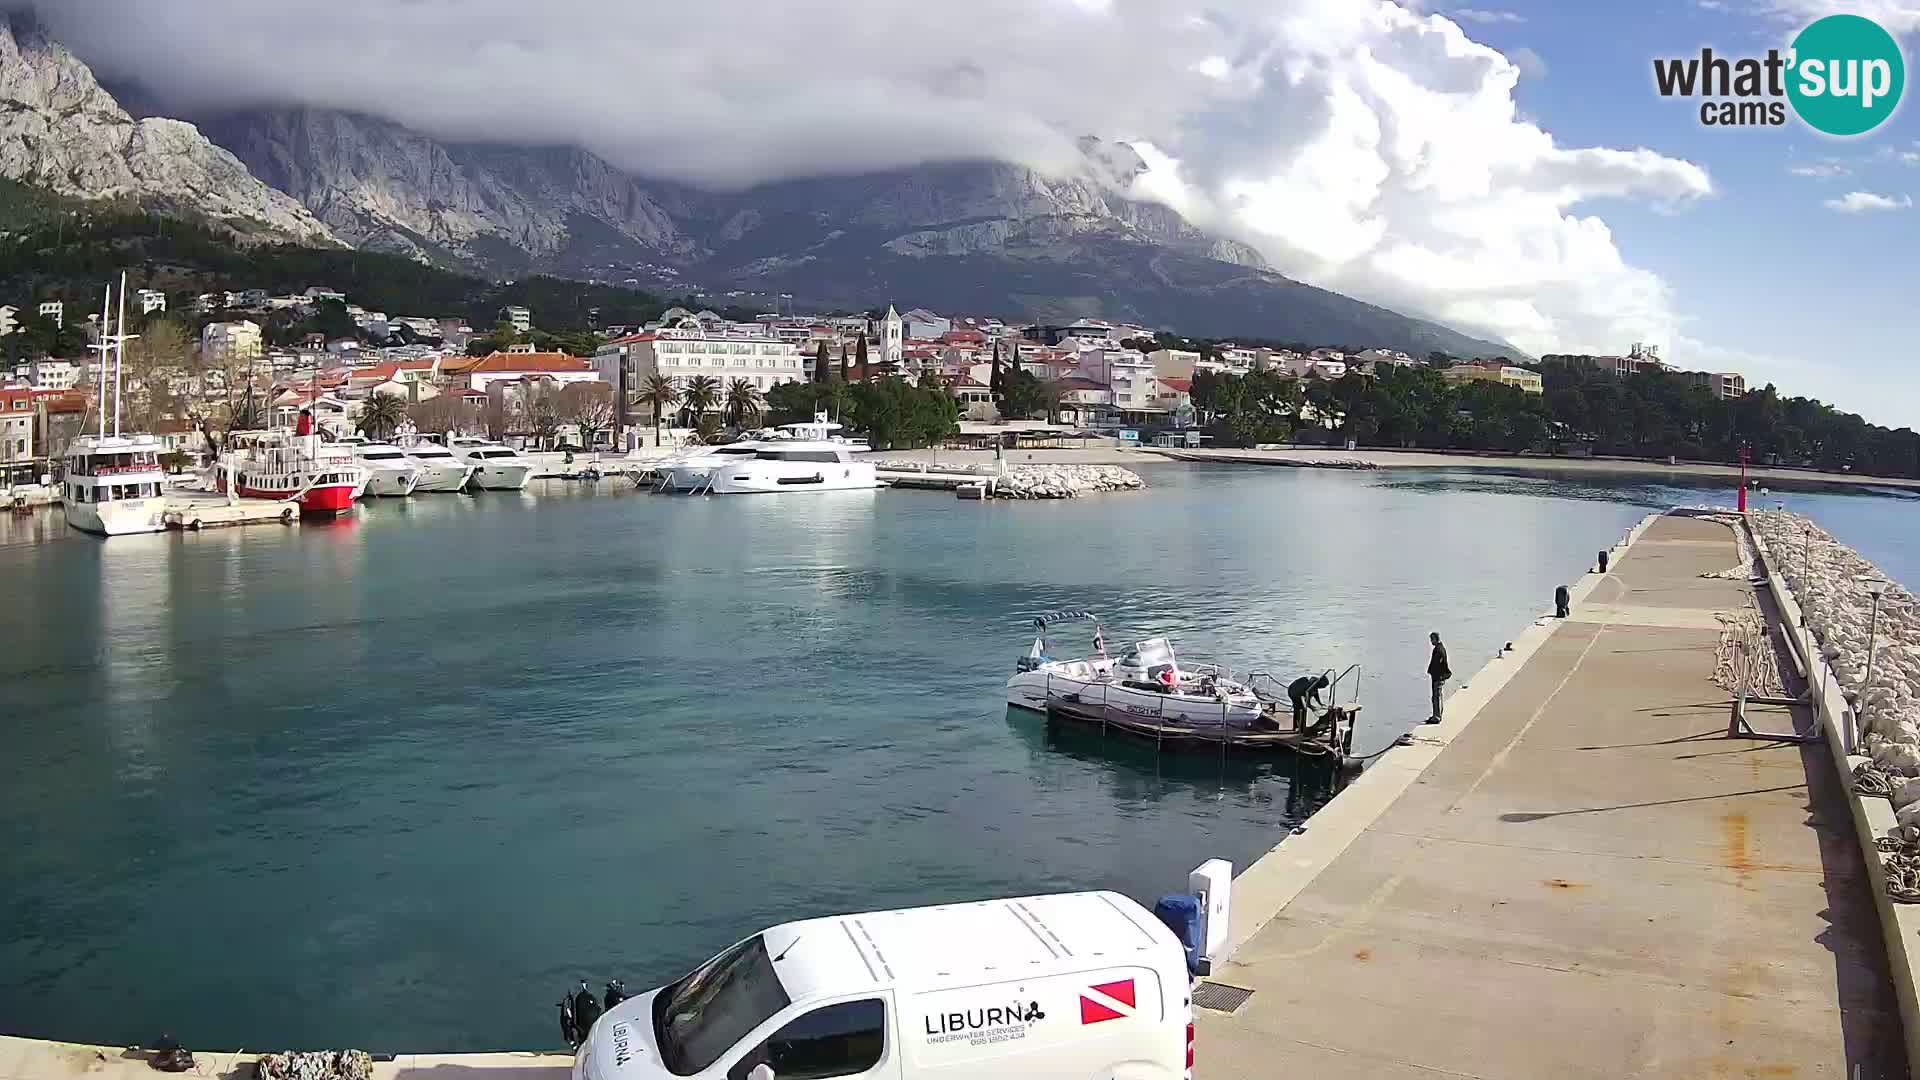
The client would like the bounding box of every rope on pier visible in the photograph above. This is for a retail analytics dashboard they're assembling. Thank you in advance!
[256,1051,373,1080]
[1874,833,1920,904]
[1855,761,1898,800]
[1712,600,1785,698]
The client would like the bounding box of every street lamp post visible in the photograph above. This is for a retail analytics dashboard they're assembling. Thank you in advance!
[1863,576,1891,699]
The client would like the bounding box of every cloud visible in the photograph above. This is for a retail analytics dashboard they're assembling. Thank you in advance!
[1452,8,1526,22]
[1787,161,1848,177]
[1508,46,1548,79]
[1765,0,1920,33]
[1695,0,1731,10]
[1823,190,1913,212]
[30,0,1711,366]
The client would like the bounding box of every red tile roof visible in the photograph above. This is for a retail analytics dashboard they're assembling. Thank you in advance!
[1157,377,1192,392]
[442,351,590,374]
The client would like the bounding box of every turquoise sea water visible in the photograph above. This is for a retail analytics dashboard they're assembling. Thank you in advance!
[0,463,1910,1051]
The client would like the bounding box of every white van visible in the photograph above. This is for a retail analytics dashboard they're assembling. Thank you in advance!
[575,891,1193,1080]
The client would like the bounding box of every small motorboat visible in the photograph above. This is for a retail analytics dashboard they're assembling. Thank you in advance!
[1006,611,1358,755]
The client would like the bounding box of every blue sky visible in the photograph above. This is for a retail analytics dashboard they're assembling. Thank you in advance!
[1466,0,1917,426]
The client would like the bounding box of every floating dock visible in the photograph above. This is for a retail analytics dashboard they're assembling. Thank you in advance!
[1194,512,1907,1079]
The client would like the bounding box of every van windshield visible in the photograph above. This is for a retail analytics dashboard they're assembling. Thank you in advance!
[653,935,792,1075]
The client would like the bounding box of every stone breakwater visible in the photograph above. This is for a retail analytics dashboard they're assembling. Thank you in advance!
[1749,511,1920,778]
[994,464,1145,499]
[871,460,1145,499]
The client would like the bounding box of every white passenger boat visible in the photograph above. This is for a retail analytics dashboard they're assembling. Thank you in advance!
[62,275,169,536]
[340,440,422,496]
[63,434,167,536]
[450,437,535,491]
[217,421,364,517]
[1006,612,1286,729]
[402,441,477,492]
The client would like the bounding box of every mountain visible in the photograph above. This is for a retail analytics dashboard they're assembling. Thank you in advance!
[3,17,1517,358]
[200,108,1516,356]
[0,15,335,244]
[193,108,691,271]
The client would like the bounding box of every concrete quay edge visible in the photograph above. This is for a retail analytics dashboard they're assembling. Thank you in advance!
[1749,519,1920,1077]
[1214,510,1662,964]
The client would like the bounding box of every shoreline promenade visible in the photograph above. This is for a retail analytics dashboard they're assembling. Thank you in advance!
[1197,512,1906,1079]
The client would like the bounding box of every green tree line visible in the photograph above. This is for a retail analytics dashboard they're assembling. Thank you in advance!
[1192,361,1920,477]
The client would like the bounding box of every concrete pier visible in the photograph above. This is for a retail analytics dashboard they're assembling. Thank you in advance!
[0,1040,567,1080]
[1197,512,1907,1079]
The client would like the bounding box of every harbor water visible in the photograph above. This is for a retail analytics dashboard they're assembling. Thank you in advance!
[0,463,1912,1052]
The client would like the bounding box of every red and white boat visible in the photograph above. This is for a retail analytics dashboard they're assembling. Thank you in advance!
[217,411,365,517]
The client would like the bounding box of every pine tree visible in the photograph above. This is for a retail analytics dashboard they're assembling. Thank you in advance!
[839,344,850,382]
[856,334,869,381]
[813,341,830,384]
[990,343,1004,400]
[1010,343,1021,376]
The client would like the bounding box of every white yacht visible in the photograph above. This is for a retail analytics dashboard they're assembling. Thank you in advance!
[450,437,535,491]
[349,442,422,497]
[402,441,477,493]
[63,433,168,536]
[705,442,882,494]
[660,441,767,491]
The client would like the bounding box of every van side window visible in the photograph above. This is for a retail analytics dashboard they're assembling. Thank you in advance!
[726,999,886,1080]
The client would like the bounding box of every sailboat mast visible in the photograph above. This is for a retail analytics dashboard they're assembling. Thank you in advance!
[113,271,128,437]
[96,283,111,438]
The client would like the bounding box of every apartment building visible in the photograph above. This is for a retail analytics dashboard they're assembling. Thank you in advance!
[201,320,264,366]
[1684,370,1746,399]
[595,328,806,397]
[1443,363,1544,394]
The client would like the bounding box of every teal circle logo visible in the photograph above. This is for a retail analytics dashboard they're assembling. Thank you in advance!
[1787,14,1904,136]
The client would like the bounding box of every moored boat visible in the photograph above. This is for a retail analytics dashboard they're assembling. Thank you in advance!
[63,434,167,536]
[403,440,477,492]
[344,440,422,496]
[450,437,535,491]
[1006,612,1358,753]
[217,413,363,517]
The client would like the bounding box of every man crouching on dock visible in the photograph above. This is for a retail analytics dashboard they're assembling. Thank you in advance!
[1427,632,1451,724]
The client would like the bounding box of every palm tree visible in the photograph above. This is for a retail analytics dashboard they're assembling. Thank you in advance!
[681,375,721,430]
[640,374,681,446]
[357,391,408,442]
[725,378,764,429]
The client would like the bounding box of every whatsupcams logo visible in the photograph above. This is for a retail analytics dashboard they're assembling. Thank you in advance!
[1653,13,1904,134]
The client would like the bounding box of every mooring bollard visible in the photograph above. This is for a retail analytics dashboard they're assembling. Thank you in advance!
[1597,549,1609,574]
[1555,585,1570,619]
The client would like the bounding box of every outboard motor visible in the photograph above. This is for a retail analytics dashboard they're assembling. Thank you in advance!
[604,979,630,1011]
[573,980,604,1037]
[557,994,579,1049]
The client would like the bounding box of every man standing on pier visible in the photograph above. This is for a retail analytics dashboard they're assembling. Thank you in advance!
[1427,632,1451,724]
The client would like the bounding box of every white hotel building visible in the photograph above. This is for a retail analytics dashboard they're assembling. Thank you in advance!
[595,324,807,395]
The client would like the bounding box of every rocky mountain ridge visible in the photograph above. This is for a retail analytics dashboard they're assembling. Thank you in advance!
[0,16,335,243]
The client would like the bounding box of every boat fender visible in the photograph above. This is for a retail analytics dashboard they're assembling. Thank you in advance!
[603,979,629,1011]
[558,993,579,1048]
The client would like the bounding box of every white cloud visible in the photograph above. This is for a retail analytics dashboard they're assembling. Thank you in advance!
[1508,46,1548,78]
[1766,0,1920,33]
[1695,0,1732,10]
[33,0,1713,366]
[1823,190,1913,212]
[1452,8,1526,23]
[1787,161,1848,177]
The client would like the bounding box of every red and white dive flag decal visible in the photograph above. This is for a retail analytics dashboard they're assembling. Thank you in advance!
[1078,978,1136,1025]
